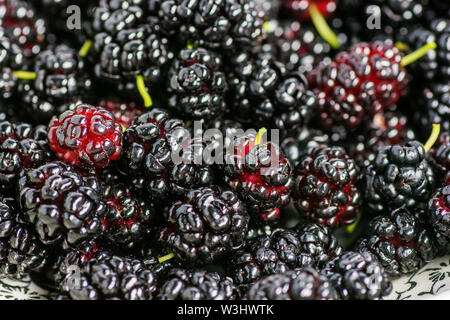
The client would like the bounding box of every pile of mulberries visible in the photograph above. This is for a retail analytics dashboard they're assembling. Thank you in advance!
[0,0,447,301]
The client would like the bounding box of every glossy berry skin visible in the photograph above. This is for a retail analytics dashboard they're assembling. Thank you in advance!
[149,0,265,53]
[92,1,173,89]
[364,141,436,214]
[159,186,249,264]
[322,251,392,300]
[246,268,338,300]
[48,104,123,168]
[0,196,48,277]
[356,208,436,277]
[428,181,450,249]
[157,269,238,300]
[230,225,342,286]
[168,48,228,121]
[308,41,408,131]
[223,131,294,223]
[59,253,157,300]
[0,0,47,57]
[293,146,361,228]
[19,44,92,123]
[0,121,53,187]
[226,52,316,132]
[102,183,156,250]
[18,161,107,249]
[120,108,214,199]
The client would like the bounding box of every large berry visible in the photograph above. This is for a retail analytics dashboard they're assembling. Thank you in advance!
[159,186,249,264]
[364,141,436,213]
[356,208,436,276]
[230,225,342,286]
[91,1,173,94]
[223,130,294,223]
[120,108,214,199]
[18,44,92,123]
[58,253,157,300]
[157,269,238,300]
[149,0,265,53]
[48,104,123,168]
[308,41,408,131]
[246,268,338,300]
[0,121,52,188]
[102,183,157,250]
[293,146,361,227]
[0,196,48,277]
[18,161,107,249]
[0,0,47,57]
[322,251,392,300]
[226,52,316,132]
[168,48,227,121]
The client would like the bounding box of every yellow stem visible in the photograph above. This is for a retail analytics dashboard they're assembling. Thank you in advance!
[395,41,411,52]
[401,42,437,67]
[308,3,340,49]
[135,75,153,108]
[254,128,267,146]
[78,40,93,58]
[346,210,362,233]
[158,253,175,263]
[187,40,194,49]
[423,124,441,152]
[12,71,37,80]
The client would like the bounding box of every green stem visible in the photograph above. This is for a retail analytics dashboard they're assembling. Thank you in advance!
[308,3,340,49]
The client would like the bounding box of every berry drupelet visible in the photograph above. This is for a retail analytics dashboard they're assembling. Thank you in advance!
[230,225,342,286]
[292,146,361,228]
[102,183,157,250]
[0,196,49,277]
[18,44,93,123]
[364,140,436,214]
[120,108,214,199]
[308,41,408,131]
[322,251,392,300]
[246,268,338,300]
[356,208,436,276]
[223,130,294,223]
[0,121,53,188]
[0,0,47,57]
[157,268,238,300]
[150,0,265,53]
[18,161,107,249]
[59,253,158,300]
[48,104,123,168]
[167,47,228,121]
[226,52,317,133]
[159,186,249,264]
